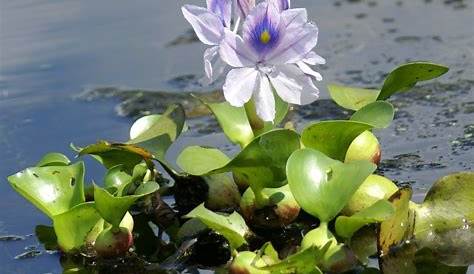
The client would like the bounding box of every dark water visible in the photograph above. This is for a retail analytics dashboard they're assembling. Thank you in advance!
[0,0,473,273]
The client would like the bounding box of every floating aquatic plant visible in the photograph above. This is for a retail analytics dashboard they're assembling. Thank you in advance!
[5,0,473,273]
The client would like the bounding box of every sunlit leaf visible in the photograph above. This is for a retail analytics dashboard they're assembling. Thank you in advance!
[377,62,449,100]
[52,202,103,252]
[78,141,152,170]
[8,162,86,218]
[104,164,133,195]
[259,245,326,274]
[301,121,373,161]
[336,200,394,238]
[94,181,159,227]
[328,84,380,111]
[197,98,254,147]
[287,149,376,222]
[36,153,71,167]
[184,203,250,249]
[176,146,230,175]
[378,187,414,256]
[350,101,395,129]
[127,104,186,161]
[414,172,474,266]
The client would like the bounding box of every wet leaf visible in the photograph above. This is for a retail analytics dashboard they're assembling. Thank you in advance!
[377,62,449,100]
[36,152,71,167]
[336,200,394,238]
[258,246,325,274]
[328,84,380,111]
[94,181,159,227]
[184,203,250,249]
[197,98,254,147]
[78,141,152,170]
[377,187,414,256]
[52,202,103,252]
[104,164,133,195]
[176,146,230,175]
[8,162,86,218]
[350,101,395,129]
[414,172,474,266]
[301,121,373,161]
[127,104,186,161]
[35,225,58,250]
[286,148,376,222]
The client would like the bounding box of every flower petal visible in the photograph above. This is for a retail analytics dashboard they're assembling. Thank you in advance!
[242,2,282,60]
[182,5,223,45]
[266,20,319,64]
[204,46,227,83]
[253,73,276,122]
[297,61,323,81]
[303,51,326,65]
[219,29,258,67]
[207,0,232,27]
[269,64,319,105]
[234,0,255,19]
[223,68,259,106]
[281,8,307,29]
[268,0,291,11]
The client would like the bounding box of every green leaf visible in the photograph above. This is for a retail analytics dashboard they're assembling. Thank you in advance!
[127,104,186,161]
[350,101,395,129]
[286,148,376,222]
[328,84,380,111]
[215,129,301,190]
[336,200,394,238]
[258,246,325,274]
[184,203,250,249]
[414,172,474,266]
[104,164,133,195]
[301,121,373,161]
[94,181,159,227]
[35,225,58,250]
[36,153,71,167]
[8,162,86,218]
[52,202,103,252]
[256,94,290,136]
[198,98,254,147]
[176,146,230,175]
[378,62,449,100]
[78,141,152,170]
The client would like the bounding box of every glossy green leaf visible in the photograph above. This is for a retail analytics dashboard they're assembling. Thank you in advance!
[301,121,373,161]
[127,104,186,161]
[258,246,325,274]
[78,141,152,170]
[287,148,376,222]
[378,62,449,100]
[215,129,301,190]
[328,84,380,111]
[336,200,394,238]
[414,172,474,266]
[176,146,230,175]
[52,202,103,252]
[8,162,86,218]
[184,203,250,249]
[36,153,71,167]
[198,98,254,147]
[350,101,395,129]
[104,164,133,195]
[94,181,159,227]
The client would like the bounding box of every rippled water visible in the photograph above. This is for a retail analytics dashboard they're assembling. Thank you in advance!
[0,0,473,273]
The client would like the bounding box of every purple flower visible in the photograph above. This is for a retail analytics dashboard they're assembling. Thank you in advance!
[269,0,291,11]
[234,0,256,19]
[219,2,324,121]
[182,0,232,82]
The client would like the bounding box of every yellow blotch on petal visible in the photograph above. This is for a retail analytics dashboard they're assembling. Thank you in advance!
[260,30,271,44]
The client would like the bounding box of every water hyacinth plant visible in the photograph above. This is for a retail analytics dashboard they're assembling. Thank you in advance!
[5,0,474,273]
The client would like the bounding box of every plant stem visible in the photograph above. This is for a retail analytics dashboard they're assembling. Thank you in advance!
[244,99,265,133]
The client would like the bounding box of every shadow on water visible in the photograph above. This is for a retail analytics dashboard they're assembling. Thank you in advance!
[0,0,473,273]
